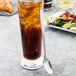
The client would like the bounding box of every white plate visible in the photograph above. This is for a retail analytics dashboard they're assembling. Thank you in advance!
[47,11,76,34]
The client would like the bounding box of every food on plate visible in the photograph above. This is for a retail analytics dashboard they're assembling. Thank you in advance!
[45,12,76,33]
[62,23,76,29]
[0,0,13,13]
[70,27,76,32]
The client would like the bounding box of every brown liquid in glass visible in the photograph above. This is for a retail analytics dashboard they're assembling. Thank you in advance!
[18,1,43,60]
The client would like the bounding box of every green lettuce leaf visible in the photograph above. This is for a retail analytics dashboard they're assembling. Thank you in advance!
[62,23,76,29]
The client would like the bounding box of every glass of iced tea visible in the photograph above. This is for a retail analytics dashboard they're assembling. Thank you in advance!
[17,0,44,69]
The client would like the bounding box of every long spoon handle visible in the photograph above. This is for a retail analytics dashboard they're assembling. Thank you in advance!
[42,32,46,60]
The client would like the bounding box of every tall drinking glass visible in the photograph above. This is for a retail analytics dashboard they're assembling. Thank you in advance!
[58,0,74,9]
[17,0,44,69]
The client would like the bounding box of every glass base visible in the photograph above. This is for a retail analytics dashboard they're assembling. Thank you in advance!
[21,56,44,70]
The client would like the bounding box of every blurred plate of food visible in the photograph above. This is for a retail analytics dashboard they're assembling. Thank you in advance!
[0,0,17,16]
[45,11,76,34]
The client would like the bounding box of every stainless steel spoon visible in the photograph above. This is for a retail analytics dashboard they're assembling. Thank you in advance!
[42,33,53,74]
